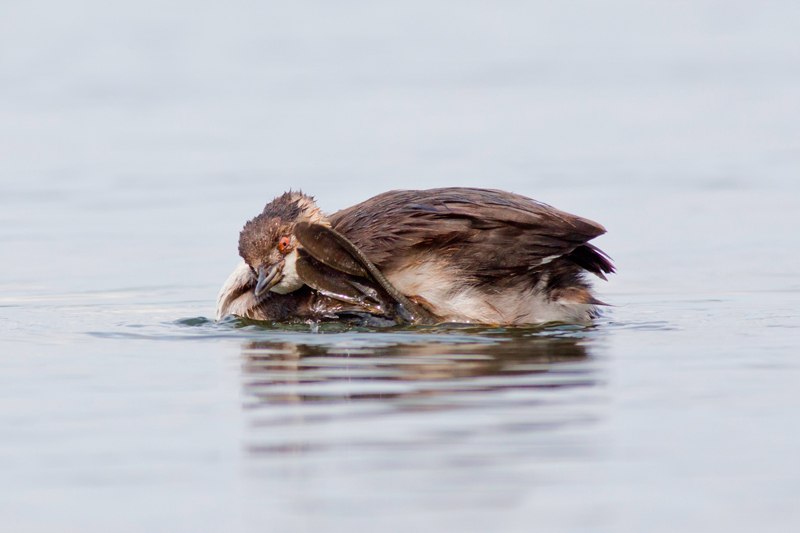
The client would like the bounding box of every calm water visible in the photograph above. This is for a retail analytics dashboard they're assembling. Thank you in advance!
[2,1,800,531]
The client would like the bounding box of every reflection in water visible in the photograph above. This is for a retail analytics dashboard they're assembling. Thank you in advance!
[243,334,593,404]
[240,331,605,459]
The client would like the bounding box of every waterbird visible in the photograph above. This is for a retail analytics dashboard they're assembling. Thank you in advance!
[216,187,614,325]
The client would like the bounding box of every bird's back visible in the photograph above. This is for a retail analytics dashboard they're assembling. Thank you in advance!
[329,187,613,324]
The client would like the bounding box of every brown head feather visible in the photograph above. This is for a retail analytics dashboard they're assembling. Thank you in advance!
[238,190,326,269]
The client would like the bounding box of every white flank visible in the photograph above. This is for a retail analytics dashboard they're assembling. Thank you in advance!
[387,259,594,325]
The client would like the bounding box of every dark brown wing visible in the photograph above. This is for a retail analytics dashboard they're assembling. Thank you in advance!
[329,187,614,281]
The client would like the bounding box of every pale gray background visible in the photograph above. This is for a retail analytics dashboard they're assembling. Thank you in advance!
[1,1,799,532]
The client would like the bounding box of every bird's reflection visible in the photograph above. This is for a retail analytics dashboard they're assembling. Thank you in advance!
[241,333,596,407]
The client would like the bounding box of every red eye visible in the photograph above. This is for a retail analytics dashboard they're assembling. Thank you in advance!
[278,236,291,253]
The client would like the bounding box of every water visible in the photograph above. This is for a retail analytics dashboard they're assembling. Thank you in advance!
[2,1,800,531]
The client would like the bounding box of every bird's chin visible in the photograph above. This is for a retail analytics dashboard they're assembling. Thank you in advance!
[269,249,304,294]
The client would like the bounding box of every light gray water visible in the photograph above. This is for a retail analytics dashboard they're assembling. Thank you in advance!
[2,1,799,531]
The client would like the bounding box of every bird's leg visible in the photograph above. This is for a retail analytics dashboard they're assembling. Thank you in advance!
[294,221,438,324]
[295,251,387,315]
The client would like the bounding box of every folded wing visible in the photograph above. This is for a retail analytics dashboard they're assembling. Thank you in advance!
[329,187,614,282]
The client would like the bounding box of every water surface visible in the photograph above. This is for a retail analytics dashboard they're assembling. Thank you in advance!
[2,1,799,532]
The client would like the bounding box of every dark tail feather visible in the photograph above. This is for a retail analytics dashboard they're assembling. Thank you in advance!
[568,244,615,280]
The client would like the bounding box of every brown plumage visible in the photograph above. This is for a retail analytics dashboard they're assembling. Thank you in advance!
[330,188,613,284]
[216,188,614,325]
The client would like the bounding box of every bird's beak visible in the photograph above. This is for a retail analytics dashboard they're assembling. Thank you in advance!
[255,263,282,297]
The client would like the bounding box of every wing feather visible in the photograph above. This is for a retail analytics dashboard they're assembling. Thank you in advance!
[329,188,611,279]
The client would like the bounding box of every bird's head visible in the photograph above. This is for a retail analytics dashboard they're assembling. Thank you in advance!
[238,191,326,297]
